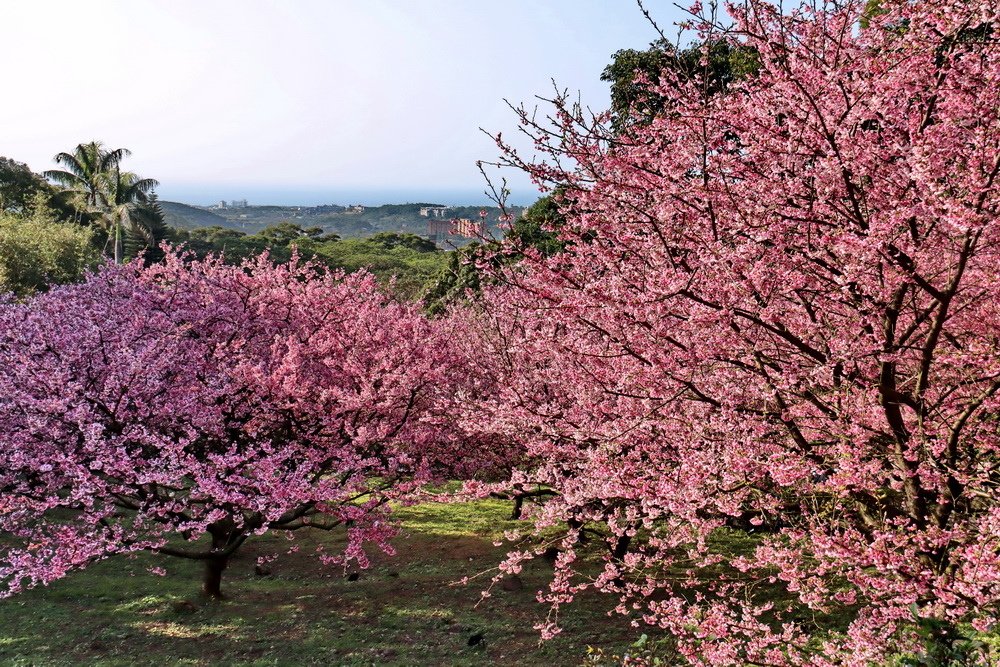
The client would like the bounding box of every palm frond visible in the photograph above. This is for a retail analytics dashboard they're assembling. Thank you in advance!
[50,152,86,176]
[43,169,86,188]
[99,147,131,171]
[129,178,160,197]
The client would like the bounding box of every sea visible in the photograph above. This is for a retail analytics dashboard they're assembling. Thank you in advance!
[156,184,542,208]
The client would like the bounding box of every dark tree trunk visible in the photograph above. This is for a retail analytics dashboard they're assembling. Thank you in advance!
[203,520,235,599]
[609,533,633,590]
[611,534,632,561]
[510,494,525,520]
[203,554,229,599]
[568,517,588,544]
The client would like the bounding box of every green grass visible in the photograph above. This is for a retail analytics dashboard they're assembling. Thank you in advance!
[0,497,640,666]
[7,497,999,665]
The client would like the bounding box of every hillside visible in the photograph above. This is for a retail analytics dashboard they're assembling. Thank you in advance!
[159,201,234,230]
[163,202,526,240]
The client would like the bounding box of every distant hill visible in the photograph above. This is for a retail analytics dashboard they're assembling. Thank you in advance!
[160,201,526,241]
[160,201,234,230]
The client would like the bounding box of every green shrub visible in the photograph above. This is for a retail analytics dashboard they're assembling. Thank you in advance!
[0,213,101,296]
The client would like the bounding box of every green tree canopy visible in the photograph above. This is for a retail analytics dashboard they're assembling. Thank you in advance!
[0,211,101,297]
[368,232,438,253]
[601,39,759,132]
[0,157,51,215]
[422,192,569,315]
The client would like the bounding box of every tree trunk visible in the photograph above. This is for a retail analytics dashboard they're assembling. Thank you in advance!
[202,521,234,599]
[113,219,123,265]
[611,534,632,562]
[608,533,633,590]
[510,494,525,520]
[203,554,229,599]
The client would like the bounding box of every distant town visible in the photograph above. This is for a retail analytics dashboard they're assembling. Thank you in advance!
[161,199,526,245]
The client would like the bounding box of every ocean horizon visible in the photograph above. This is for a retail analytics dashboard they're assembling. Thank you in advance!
[156,184,543,208]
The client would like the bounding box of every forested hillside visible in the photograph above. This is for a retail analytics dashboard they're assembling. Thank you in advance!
[162,201,524,239]
[159,201,231,229]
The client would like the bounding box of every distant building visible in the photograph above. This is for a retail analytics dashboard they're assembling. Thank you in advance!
[230,199,248,209]
[427,219,451,244]
[419,206,449,218]
[452,218,485,238]
[346,204,365,213]
[427,218,486,245]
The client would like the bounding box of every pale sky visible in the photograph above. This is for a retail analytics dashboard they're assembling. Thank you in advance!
[2,1,684,205]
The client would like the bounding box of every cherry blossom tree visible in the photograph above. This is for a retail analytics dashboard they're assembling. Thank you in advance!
[472,0,1000,662]
[0,252,476,598]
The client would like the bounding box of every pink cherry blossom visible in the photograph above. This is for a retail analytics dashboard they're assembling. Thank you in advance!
[0,251,481,598]
[471,0,1000,662]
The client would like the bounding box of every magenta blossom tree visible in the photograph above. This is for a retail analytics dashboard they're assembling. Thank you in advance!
[0,252,475,598]
[470,0,1000,662]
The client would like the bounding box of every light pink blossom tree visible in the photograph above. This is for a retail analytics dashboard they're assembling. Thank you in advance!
[472,0,1000,662]
[0,252,475,598]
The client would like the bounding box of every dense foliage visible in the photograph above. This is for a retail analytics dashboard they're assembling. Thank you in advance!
[0,253,479,598]
[168,224,449,298]
[0,158,56,215]
[472,0,1000,663]
[0,211,100,297]
[602,37,758,133]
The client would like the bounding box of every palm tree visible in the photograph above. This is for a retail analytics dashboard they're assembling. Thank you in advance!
[44,141,129,210]
[45,142,163,263]
[103,168,162,264]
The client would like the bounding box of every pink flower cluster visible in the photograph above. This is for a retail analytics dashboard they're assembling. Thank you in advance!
[470,0,1000,662]
[0,252,478,596]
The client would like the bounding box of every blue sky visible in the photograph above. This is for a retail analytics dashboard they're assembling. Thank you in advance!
[3,1,686,205]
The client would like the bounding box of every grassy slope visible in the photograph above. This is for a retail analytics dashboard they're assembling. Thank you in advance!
[0,498,639,666]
